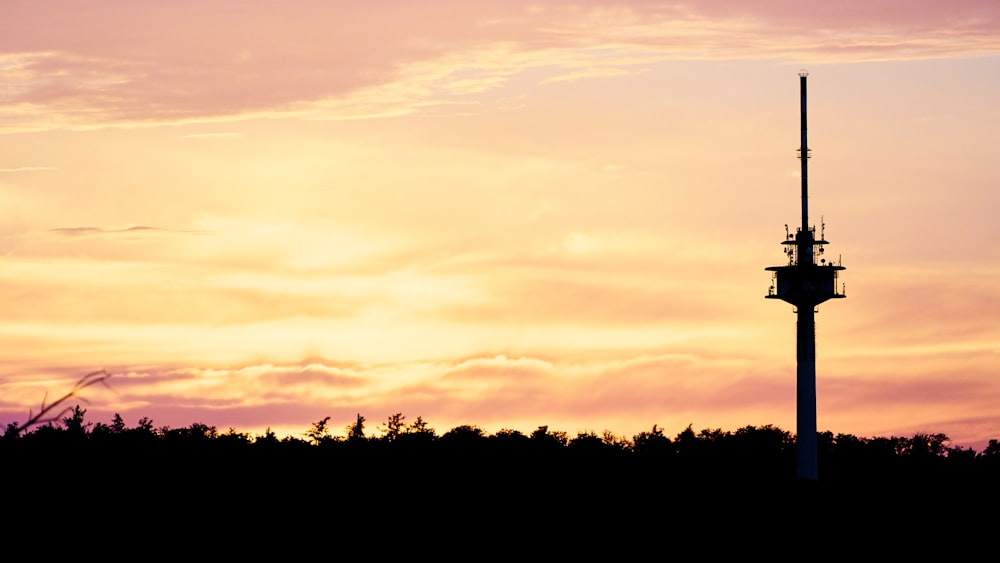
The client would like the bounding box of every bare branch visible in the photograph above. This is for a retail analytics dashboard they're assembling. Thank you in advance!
[8,370,113,437]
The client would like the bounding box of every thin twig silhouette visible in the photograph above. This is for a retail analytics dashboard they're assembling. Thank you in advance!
[9,370,113,436]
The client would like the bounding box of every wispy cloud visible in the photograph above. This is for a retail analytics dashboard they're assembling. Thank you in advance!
[3,2,997,131]
[0,166,56,172]
[179,132,245,140]
[49,226,209,238]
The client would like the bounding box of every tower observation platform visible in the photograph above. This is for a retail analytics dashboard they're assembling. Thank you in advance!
[765,222,845,307]
[765,70,846,483]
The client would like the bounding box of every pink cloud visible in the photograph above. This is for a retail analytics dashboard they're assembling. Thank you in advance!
[1,344,997,451]
[3,1,997,130]
[690,0,1000,31]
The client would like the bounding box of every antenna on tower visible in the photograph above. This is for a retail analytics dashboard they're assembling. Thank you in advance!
[797,68,811,235]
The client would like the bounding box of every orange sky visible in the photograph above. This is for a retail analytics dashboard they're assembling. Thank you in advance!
[1,1,999,448]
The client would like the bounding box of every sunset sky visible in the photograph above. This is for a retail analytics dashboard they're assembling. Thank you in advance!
[2,1,999,449]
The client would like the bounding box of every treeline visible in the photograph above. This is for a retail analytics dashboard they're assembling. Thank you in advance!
[4,405,999,535]
[6,406,999,474]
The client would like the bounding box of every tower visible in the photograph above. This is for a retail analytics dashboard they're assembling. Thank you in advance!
[766,70,846,482]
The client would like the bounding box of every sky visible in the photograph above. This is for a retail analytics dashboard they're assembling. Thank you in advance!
[1,1,999,449]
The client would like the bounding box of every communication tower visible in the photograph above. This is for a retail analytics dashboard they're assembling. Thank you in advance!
[765,71,846,482]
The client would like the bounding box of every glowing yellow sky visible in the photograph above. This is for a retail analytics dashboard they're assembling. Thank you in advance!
[1,1,999,448]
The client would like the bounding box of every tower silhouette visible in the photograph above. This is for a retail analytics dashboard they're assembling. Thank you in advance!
[766,71,846,482]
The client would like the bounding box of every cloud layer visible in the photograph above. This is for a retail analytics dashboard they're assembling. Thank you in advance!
[1,2,999,451]
[3,1,999,131]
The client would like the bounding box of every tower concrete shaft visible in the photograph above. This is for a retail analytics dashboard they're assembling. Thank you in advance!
[765,71,845,482]
[796,307,817,481]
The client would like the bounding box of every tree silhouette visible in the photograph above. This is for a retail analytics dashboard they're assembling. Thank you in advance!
[632,424,673,458]
[347,413,366,441]
[136,416,155,434]
[62,405,90,439]
[440,424,485,445]
[307,416,333,445]
[380,412,406,442]
[111,413,126,433]
[530,425,568,449]
[492,428,530,448]
[408,416,434,436]
[255,427,280,447]
[902,432,950,458]
[982,439,1000,458]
